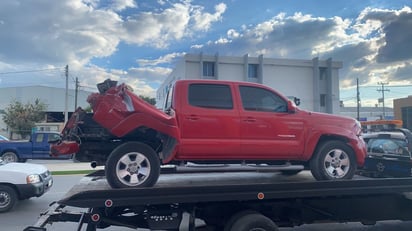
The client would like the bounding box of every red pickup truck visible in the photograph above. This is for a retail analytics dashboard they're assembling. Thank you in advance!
[52,79,366,188]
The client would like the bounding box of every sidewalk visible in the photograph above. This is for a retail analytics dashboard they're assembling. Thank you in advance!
[27,159,104,172]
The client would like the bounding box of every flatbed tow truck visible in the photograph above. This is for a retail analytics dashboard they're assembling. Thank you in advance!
[24,165,412,231]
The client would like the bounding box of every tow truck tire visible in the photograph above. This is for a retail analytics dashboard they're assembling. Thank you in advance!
[1,152,19,163]
[310,140,357,180]
[228,212,278,231]
[105,142,160,188]
[0,185,17,213]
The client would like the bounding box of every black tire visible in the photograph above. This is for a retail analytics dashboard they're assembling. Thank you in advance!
[0,185,18,213]
[224,210,259,231]
[1,152,19,163]
[105,142,160,188]
[228,213,278,231]
[310,140,357,180]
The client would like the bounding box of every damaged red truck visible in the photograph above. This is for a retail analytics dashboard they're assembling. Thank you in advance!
[51,79,366,188]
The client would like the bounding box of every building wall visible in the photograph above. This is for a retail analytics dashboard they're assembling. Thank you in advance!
[0,86,91,137]
[393,96,412,130]
[157,53,343,113]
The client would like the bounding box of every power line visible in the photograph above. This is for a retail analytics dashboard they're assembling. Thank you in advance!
[0,67,63,75]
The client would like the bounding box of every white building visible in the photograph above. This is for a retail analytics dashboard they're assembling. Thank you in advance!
[0,86,91,137]
[157,53,343,113]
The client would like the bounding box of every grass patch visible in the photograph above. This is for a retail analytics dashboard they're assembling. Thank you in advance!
[51,170,95,175]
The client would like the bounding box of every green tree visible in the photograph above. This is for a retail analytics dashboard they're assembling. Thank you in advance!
[139,95,156,106]
[3,99,47,138]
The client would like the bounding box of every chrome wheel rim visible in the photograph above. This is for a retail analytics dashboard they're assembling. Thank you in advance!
[323,148,350,178]
[115,152,151,187]
[2,153,17,163]
[0,192,11,208]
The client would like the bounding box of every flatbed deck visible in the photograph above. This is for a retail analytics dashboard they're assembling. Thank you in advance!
[26,168,412,231]
[60,170,412,208]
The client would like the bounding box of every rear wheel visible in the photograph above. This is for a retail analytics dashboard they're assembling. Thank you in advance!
[227,212,278,231]
[105,142,160,188]
[310,140,357,180]
[0,185,18,213]
[1,152,19,163]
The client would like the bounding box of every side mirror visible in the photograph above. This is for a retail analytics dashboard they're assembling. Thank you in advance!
[287,100,297,113]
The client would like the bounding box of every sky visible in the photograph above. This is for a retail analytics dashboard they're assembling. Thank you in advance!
[0,0,412,108]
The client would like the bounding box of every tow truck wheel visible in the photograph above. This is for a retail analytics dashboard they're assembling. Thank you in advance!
[227,212,278,231]
[0,185,17,212]
[310,140,356,180]
[1,152,19,163]
[105,142,160,188]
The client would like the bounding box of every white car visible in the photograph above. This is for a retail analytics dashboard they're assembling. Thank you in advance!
[0,159,53,212]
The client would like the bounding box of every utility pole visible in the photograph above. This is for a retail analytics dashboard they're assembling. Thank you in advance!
[356,78,360,121]
[64,65,69,124]
[377,82,389,119]
[74,77,79,110]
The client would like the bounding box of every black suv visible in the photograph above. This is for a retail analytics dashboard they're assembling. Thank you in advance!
[361,128,412,177]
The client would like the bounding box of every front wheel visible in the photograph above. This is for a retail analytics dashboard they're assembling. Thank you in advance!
[105,142,160,188]
[0,185,18,213]
[310,140,357,180]
[1,152,19,163]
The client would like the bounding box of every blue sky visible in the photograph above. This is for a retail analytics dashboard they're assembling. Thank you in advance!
[0,0,412,108]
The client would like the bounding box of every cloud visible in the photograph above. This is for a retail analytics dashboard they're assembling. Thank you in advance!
[136,52,186,67]
[191,7,412,97]
[0,0,226,96]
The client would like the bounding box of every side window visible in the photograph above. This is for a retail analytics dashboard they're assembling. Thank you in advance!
[48,133,60,142]
[188,84,233,109]
[35,134,44,143]
[239,86,287,112]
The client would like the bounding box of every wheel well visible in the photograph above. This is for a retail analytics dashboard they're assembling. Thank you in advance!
[1,149,17,155]
[126,127,177,162]
[315,135,349,151]
[0,183,21,199]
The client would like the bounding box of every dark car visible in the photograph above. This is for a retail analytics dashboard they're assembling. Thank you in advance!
[361,128,412,177]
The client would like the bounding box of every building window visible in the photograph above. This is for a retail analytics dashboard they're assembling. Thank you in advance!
[248,64,258,78]
[203,62,215,77]
[319,67,327,80]
[320,94,326,107]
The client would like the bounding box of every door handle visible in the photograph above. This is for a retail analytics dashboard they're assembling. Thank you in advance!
[243,117,256,122]
[186,115,200,121]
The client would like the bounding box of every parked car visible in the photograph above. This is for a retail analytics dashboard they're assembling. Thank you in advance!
[0,159,53,212]
[361,128,412,177]
[0,131,72,163]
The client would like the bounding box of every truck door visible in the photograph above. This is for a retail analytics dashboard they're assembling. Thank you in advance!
[238,85,305,159]
[31,133,53,158]
[176,82,241,159]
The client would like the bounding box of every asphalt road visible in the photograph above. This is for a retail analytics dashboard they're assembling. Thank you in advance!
[2,160,412,230]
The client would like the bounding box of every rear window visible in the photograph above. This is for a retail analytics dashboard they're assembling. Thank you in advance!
[188,84,233,109]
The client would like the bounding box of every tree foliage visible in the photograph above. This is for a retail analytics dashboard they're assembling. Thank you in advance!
[3,99,47,138]
[139,95,156,106]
